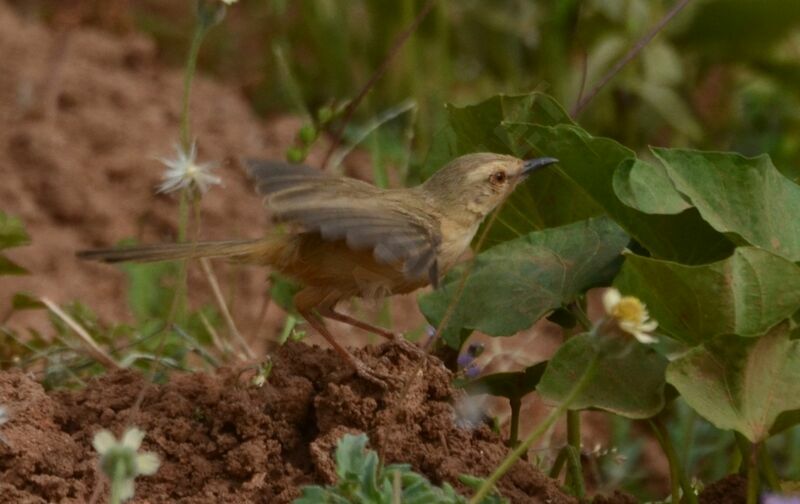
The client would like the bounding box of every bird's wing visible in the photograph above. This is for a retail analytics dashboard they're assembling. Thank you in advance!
[246,160,441,284]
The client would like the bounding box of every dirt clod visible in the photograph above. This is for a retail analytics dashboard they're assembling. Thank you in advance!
[699,474,746,504]
[0,342,575,503]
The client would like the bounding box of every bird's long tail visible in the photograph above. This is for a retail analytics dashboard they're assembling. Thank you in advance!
[77,238,280,264]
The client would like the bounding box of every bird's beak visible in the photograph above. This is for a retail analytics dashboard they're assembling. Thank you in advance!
[522,157,559,176]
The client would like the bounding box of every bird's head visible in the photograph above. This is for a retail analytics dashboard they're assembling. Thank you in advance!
[420,153,558,220]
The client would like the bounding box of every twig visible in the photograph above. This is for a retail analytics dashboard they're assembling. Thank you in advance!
[328,98,417,171]
[200,258,255,359]
[41,297,120,370]
[469,355,599,504]
[573,49,588,116]
[570,0,693,118]
[320,0,437,169]
[197,310,231,359]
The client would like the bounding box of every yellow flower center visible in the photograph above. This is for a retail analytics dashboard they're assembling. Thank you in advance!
[610,296,645,324]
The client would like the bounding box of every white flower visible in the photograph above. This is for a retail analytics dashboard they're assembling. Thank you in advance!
[602,288,658,344]
[157,142,221,195]
[93,427,160,502]
[221,0,238,4]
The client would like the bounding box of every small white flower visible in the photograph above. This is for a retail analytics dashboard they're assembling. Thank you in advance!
[93,427,161,502]
[221,0,238,4]
[157,142,221,195]
[602,288,658,344]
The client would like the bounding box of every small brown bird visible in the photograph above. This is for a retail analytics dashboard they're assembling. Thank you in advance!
[78,153,558,386]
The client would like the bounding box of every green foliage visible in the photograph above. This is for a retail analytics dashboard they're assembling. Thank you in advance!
[120,260,220,357]
[615,247,800,344]
[295,433,506,504]
[651,148,800,261]
[667,323,800,443]
[510,123,734,264]
[419,217,628,347]
[537,332,668,419]
[462,362,547,402]
[0,212,30,275]
[417,87,800,493]
[612,159,691,215]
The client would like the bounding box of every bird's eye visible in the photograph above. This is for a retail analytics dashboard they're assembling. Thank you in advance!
[489,171,507,185]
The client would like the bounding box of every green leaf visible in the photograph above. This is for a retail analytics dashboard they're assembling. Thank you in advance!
[770,409,800,437]
[0,212,29,250]
[462,361,547,400]
[335,433,369,481]
[666,323,800,442]
[652,148,800,262]
[507,123,734,264]
[11,292,45,311]
[269,273,302,313]
[419,217,628,347]
[537,333,668,419]
[615,247,800,344]
[0,256,28,275]
[612,158,691,215]
[121,260,179,322]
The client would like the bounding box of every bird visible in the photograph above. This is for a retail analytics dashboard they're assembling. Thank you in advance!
[78,153,558,386]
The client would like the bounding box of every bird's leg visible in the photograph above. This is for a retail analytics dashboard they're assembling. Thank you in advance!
[320,306,424,357]
[321,308,394,340]
[293,288,397,389]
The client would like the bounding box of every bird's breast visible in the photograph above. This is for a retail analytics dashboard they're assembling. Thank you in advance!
[436,219,480,272]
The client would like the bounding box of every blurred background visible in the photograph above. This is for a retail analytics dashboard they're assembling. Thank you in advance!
[4,0,800,499]
[11,0,800,181]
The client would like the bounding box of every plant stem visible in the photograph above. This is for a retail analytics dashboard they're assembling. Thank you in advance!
[109,459,125,504]
[649,417,697,504]
[568,301,591,330]
[320,0,437,169]
[180,24,206,150]
[565,410,584,496]
[469,355,598,504]
[564,445,585,498]
[746,442,760,504]
[570,0,693,117]
[549,448,568,479]
[508,396,521,448]
[759,442,780,491]
[735,433,750,476]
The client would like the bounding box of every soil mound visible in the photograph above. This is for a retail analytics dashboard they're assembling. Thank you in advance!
[0,342,573,503]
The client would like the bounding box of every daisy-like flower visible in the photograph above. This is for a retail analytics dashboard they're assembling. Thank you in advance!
[602,288,658,344]
[93,427,161,502]
[157,142,221,195]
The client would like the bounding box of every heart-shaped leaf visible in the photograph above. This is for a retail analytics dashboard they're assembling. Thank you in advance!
[653,148,800,262]
[537,333,668,419]
[615,247,800,344]
[667,323,800,442]
[612,158,691,215]
[419,217,628,348]
[507,123,734,264]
